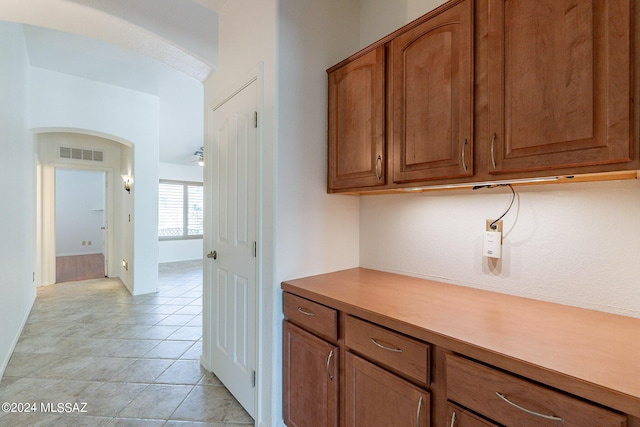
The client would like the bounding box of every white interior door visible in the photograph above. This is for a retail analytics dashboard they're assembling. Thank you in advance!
[207,79,258,417]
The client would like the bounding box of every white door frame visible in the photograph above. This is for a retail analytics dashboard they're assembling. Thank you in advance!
[40,162,115,285]
[202,64,264,424]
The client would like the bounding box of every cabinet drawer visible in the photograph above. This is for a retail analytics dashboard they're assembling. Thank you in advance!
[448,402,498,427]
[345,315,429,386]
[446,355,626,427]
[283,292,338,341]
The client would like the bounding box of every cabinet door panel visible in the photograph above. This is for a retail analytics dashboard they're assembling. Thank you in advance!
[328,47,385,191]
[283,321,338,427]
[393,0,473,183]
[488,0,633,173]
[345,352,430,427]
[448,402,499,427]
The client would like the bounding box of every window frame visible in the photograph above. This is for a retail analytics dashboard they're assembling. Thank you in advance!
[158,179,204,241]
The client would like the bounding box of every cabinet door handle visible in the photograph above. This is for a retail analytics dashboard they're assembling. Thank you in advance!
[375,154,382,181]
[296,307,315,316]
[490,132,497,169]
[416,395,423,427]
[450,411,456,427]
[496,392,563,422]
[326,350,334,380]
[370,338,403,353]
[461,138,468,172]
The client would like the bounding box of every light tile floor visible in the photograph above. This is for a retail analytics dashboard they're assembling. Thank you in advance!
[0,260,253,427]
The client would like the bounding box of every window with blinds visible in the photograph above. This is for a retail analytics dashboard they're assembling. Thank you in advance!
[158,180,203,240]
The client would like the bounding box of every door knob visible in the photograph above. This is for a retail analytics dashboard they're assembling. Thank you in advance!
[207,250,217,260]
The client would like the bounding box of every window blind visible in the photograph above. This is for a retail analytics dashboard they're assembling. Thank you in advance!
[158,180,203,240]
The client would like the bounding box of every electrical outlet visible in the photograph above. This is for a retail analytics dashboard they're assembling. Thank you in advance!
[122,259,128,271]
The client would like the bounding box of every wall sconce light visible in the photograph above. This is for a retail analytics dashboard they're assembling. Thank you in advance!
[122,175,132,193]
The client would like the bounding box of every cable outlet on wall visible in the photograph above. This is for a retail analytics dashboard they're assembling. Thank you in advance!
[483,219,503,259]
[486,219,503,234]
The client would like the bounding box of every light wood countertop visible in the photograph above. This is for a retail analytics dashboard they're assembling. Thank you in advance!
[282,268,640,417]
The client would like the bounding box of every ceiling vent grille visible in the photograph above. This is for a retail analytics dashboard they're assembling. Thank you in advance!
[59,146,104,162]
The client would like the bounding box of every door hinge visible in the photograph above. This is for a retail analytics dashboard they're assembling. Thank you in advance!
[252,370,256,388]
[254,111,258,128]
[253,241,257,258]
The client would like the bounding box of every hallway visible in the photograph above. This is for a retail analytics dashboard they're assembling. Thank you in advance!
[0,260,253,426]
[56,253,106,283]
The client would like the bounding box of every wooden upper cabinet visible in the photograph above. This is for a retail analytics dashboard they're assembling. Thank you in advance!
[392,0,474,184]
[487,0,634,174]
[328,46,385,191]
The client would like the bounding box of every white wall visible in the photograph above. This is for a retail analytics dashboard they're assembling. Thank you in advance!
[30,68,160,295]
[55,169,105,256]
[357,0,640,319]
[361,180,640,318]
[360,0,444,46]
[0,22,37,382]
[120,144,134,291]
[158,162,203,263]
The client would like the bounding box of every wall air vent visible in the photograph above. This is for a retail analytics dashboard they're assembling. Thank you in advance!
[58,146,104,163]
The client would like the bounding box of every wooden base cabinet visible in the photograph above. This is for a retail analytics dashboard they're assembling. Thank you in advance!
[283,321,339,427]
[446,354,627,427]
[345,353,430,427]
[283,270,640,427]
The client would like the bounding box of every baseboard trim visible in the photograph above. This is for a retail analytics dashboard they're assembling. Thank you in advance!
[0,292,36,383]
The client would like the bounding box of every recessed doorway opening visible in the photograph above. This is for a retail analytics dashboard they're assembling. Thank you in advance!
[55,168,108,283]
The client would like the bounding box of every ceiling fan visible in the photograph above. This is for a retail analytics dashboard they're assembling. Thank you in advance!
[192,147,204,166]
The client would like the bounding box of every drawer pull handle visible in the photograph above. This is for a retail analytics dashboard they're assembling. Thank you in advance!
[450,411,456,427]
[496,392,563,422]
[461,138,468,172]
[416,396,423,427]
[370,338,403,353]
[490,132,497,169]
[375,154,382,181]
[297,307,315,316]
[326,350,334,380]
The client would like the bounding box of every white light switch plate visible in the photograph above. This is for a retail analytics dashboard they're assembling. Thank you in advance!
[483,231,502,259]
